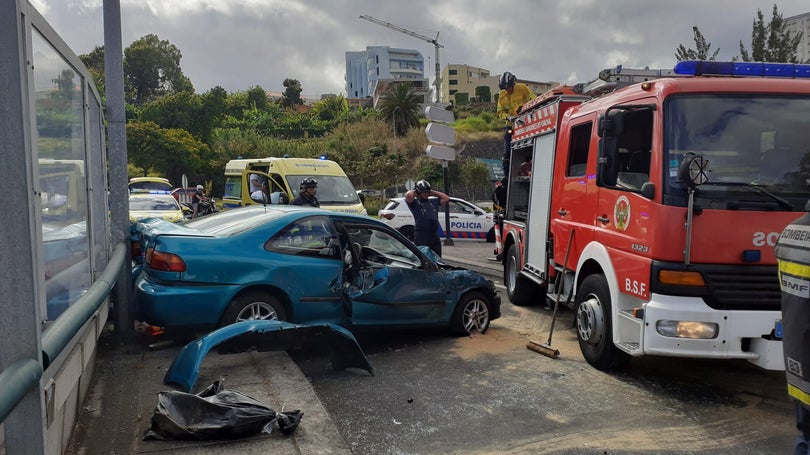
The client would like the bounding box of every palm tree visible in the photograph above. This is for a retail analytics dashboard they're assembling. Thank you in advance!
[378,83,421,136]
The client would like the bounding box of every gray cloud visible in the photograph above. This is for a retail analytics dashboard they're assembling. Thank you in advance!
[37,0,809,96]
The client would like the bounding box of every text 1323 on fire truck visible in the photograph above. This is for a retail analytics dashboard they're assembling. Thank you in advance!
[499,60,810,371]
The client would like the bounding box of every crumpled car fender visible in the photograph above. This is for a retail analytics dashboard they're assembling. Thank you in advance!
[164,320,374,392]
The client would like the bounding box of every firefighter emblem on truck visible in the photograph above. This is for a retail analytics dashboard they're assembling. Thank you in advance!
[614,196,631,231]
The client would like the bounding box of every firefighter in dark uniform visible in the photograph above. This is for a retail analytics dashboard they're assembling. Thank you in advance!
[405,180,449,256]
[291,177,320,208]
[775,209,810,454]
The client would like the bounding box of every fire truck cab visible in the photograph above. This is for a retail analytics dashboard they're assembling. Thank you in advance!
[501,61,810,371]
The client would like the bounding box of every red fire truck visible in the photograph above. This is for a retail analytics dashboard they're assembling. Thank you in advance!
[500,60,810,371]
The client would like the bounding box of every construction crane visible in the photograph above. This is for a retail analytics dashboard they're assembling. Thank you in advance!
[359,15,443,103]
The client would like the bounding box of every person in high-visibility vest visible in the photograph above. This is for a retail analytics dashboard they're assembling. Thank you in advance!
[775,210,810,454]
[496,72,535,176]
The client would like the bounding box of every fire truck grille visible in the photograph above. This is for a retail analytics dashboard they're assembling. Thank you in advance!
[702,266,781,311]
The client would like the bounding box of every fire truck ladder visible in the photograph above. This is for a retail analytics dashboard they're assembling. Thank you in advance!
[575,65,682,97]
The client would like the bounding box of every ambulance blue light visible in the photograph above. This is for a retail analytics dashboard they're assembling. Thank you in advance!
[673,60,810,78]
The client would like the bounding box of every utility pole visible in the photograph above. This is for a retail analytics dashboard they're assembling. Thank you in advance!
[359,15,443,104]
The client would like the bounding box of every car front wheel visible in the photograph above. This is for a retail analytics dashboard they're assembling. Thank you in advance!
[221,291,287,326]
[450,291,491,336]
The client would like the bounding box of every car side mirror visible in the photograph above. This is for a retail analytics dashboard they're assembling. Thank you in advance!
[251,191,267,204]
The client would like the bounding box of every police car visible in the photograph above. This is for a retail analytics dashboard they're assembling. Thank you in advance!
[379,197,495,242]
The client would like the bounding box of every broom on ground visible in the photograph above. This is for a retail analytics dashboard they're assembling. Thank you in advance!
[526,230,574,359]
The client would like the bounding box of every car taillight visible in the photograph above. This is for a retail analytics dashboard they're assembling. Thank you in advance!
[145,247,187,272]
[381,213,395,220]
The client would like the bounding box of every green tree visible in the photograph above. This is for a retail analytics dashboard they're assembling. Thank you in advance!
[313,95,349,121]
[378,83,421,136]
[675,26,720,61]
[457,157,491,201]
[124,34,194,104]
[127,121,208,184]
[199,86,228,140]
[139,91,201,135]
[357,143,406,192]
[246,85,269,110]
[79,45,106,98]
[475,86,491,103]
[738,4,803,62]
[281,78,303,107]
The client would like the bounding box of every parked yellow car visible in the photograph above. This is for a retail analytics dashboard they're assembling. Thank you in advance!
[129,177,172,194]
[129,193,184,223]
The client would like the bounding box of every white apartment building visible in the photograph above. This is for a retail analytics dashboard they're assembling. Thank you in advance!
[345,46,430,105]
[785,12,810,63]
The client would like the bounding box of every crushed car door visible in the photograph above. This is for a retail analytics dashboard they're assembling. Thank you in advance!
[336,222,449,326]
[266,215,346,322]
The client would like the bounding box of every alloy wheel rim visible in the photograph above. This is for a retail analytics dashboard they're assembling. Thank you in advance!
[236,302,278,322]
[463,299,490,333]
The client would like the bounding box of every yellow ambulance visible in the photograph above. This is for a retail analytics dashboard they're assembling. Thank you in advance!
[222,157,366,215]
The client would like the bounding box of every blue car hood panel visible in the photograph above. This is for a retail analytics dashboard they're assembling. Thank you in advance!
[164,320,373,392]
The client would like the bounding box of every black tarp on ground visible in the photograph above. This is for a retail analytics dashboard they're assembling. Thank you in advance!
[144,379,302,441]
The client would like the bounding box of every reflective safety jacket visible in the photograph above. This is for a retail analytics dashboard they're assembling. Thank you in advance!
[775,212,810,408]
[497,83,536,119]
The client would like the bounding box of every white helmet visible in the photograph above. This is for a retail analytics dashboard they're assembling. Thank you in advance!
[196,185,204,191]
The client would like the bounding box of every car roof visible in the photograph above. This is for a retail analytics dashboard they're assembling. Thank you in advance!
[181,205,386,236]
[386,196,475,205]
[129,177,170,184]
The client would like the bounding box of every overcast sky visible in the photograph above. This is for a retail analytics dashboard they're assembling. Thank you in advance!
[33,0,810,98]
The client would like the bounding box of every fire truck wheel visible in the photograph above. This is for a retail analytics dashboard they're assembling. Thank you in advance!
[449,291,491,336]
[574,274,631,371]
[398,225,415,241]
[504,244,537,306]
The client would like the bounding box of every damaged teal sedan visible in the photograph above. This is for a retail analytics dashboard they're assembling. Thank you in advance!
[133,205,500,336]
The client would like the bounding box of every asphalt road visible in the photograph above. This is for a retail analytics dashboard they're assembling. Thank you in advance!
[293,241,797,455]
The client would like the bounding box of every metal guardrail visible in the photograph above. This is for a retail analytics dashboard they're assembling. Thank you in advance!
[0,242,126,423]
[0,358,41,423]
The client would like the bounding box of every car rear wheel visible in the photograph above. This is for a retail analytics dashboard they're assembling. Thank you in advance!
[486,227,495,243]
[399,225,415,241]
[221,292,287,327]
[450,291,491,336]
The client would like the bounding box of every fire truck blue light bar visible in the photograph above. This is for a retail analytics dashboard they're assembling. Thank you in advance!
[674,60,810,78]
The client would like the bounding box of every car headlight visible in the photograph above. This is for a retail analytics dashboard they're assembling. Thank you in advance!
[656,320,718,339]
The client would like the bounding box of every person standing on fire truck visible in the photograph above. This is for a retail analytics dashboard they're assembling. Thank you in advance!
[497,72,535,175]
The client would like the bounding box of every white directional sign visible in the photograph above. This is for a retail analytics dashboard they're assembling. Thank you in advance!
[424,105,455,123]
[425,144,456,161]
[425,123,455,146]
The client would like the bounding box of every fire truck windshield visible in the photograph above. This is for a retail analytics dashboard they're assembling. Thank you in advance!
[664,94,810,210]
